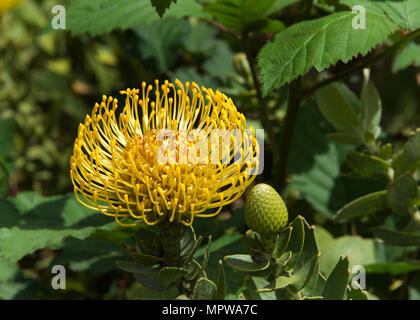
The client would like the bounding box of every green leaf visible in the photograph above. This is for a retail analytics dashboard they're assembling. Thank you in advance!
[195,232,245,298]
[224,254,270,272]
[392,129,420,177]
[215,260,226,300]
[334,190,388,222]
[134,18,190,72]
[284,216,305,269]
[258,11,397,94]
[325,133,365,146]
[116,261,157,275]
[132,252,163,266]
[202,41,235,78]
[202,235,213,271]
[386,173,418,216]
[0,193,115,264]
[345,152,390,180]
[393,42,420,73]
[347,285,368,300]
[272,226,292,258]
[361,80,382,135]
[193,277,217,300]
[322,256,350,300]
[373,228,420,246]
[291,254,320,292]
[133,271,162,290]
[319,236,376,276]
[257,276,292,293]
[53,238,129,275]
[158,267,188,288]
[365,262,420,276]
[316,83,362,135]
[126,282,179,299]
[373,0,420,31]
[151,0,177,17]
[204,0,276,33]
[67,0,207,36]
[287,102,354,218]
[290,220,320,292]
[244,277,277,299]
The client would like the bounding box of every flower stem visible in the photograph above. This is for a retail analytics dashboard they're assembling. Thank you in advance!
[158,221,184,266]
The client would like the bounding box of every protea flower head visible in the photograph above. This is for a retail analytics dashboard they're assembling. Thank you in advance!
[70,80,259,226]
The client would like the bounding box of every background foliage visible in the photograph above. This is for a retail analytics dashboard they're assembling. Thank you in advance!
[0,0,419,299]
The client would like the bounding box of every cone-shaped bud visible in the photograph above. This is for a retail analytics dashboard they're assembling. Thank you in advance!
[245,183,288,234]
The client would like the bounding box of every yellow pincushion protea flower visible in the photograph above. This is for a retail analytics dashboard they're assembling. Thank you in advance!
[0,0,23,14]
[70,80,259,226]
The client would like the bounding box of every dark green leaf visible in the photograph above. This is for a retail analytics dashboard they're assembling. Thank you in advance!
[193,277,217,300]
[386,173,418,216]
[393,42,420,73]
[158,267,188,288]
[273,226,292,258]
[345,152,390,180]
[322,256,350,300]
[215,260,226,300]
[373,228,420,246]
[204,0,276,33]
[361,80,382,135]
[392,129,420,176]
[335,190,388,222]
[224,254,270,272]
[316,83,362,135]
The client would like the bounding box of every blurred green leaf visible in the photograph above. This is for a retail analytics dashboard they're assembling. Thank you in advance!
[53,238,128,275]
[158,267,188,288]
[361,80,382,136]
[373,228,420,246]
[386,173,418,216]
[365,262,420,276]
[325,132,365,146]
[319,236,376,276]
[335,190,388,222]
[134,18,190,72]
[392,129,420,177]
[288,102,354,218]
[393,42,420,73]
[67,0,207,36]
[345,152,390,180]
[203,41,235,78]
[316,83,361,135]
[204,0,276,33]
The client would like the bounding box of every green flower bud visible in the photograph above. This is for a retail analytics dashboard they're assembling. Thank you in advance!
[245,183,288,235]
